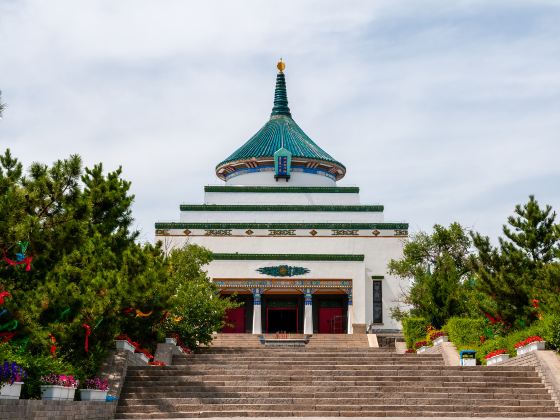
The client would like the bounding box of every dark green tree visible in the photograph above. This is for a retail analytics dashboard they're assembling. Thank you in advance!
[470,196,560,326]
[388,223,478,328]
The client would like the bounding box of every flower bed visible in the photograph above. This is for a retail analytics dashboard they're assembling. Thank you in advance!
[80,377,109,401]
[485,349,509,366]
[515,336,545,356]
[0,362,27,400]
[429,331,448,346]
[414,340,430,353]
[40,374,79,401]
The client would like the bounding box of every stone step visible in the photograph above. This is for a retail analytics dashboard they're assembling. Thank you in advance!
[117,397,557,407]
[122,380,546,390]
[127,367,540,377]
[115,411,560,419]
[120,385,552,396]
[118,390,553,400]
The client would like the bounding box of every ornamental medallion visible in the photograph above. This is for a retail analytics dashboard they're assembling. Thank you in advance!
[256,265,310,277]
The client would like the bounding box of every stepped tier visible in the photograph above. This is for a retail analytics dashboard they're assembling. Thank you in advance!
[115,334,560,418]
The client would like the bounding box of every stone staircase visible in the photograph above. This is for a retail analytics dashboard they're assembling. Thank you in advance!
[206,333,262,348]
[116,337,560,418]
[307,333,369,348]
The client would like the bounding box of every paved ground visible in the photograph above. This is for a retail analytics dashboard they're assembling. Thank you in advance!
[162,418,560,420]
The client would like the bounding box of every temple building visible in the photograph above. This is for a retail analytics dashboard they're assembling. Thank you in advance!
[155,60,409,335]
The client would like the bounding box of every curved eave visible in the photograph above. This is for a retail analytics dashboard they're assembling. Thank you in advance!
[215,156,346,181]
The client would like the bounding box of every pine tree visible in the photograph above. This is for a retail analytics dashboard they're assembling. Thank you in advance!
[470,196,560,326]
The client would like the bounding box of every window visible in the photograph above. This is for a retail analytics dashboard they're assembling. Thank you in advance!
[372,280,382,324]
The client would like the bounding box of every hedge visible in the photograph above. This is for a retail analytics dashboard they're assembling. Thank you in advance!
[443,317,485,346]
[402,317,429,349]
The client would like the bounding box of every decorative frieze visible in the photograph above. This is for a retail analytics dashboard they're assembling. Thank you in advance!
[214,278,351,290]
[204,229,232,236]
[268,229,296,236]
[204,186,360,193]
[331,229,359,236]
[180,204,383,212]
[256,265,310,277]
[212,253,364,261]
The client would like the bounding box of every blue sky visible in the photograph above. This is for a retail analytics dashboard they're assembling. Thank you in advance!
[1,0,559,243]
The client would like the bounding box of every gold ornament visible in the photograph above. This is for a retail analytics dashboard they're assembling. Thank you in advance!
[277,58,286,73]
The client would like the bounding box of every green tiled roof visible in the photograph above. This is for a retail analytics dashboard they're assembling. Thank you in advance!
[216,72,345,170]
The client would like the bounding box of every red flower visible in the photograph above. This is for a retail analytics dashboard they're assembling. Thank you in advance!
[148,360,166,366]
[485,349,507,359]
[483,312,497,325]
[414,340,428,349]
[532,299,540,308]
[135,348,154,360]
[514,336,543,349]
[404,349,416,354]
[429,331,446,340]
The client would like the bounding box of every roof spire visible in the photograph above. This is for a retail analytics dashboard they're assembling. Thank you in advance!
[271,58,291,118]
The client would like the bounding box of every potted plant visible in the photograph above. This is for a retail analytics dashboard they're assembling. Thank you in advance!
[80,377,109,401]
[429,331,448,346]
[40,374,79,401]
[115,334,136,353]
[485,349,509,366]
[0,361,27,399]
[414,340,430,353]
[515,336,545,356]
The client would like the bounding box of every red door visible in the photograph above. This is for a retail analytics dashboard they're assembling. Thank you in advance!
[318,307,344,333]
[222,307,245,333]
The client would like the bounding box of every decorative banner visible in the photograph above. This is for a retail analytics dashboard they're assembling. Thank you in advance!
[83,324,91,353]
[256,265,310,277]
[3,252,32,271]
[0,319,18,331]
[135,309,153,318]
[0,291,11,305]
[0,332,15,343]
[48,334,57,356]
[93,317,103,329]
[54,307,71,323]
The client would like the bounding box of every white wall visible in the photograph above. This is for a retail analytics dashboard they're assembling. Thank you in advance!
[178,210,384,223]
[204,191,361,205]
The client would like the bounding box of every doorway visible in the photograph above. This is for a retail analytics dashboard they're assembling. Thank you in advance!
[266,307,298,333]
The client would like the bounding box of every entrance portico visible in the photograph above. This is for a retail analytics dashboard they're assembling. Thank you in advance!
[218,279,352,334]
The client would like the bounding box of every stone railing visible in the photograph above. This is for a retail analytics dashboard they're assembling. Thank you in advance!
[501,350,560,409]
[0,400,116,420]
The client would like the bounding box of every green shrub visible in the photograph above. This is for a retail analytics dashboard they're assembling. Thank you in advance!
[402,317,429,349]
[0,343,79,399]
[541,313,560,351]
[444,317,485,346]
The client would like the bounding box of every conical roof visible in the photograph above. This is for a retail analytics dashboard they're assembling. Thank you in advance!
[216,63,345,172]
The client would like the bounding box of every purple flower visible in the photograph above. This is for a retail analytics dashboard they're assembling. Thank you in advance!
[0,361,27,385]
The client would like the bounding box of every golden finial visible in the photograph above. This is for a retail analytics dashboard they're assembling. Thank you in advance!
[277,58,286,73]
